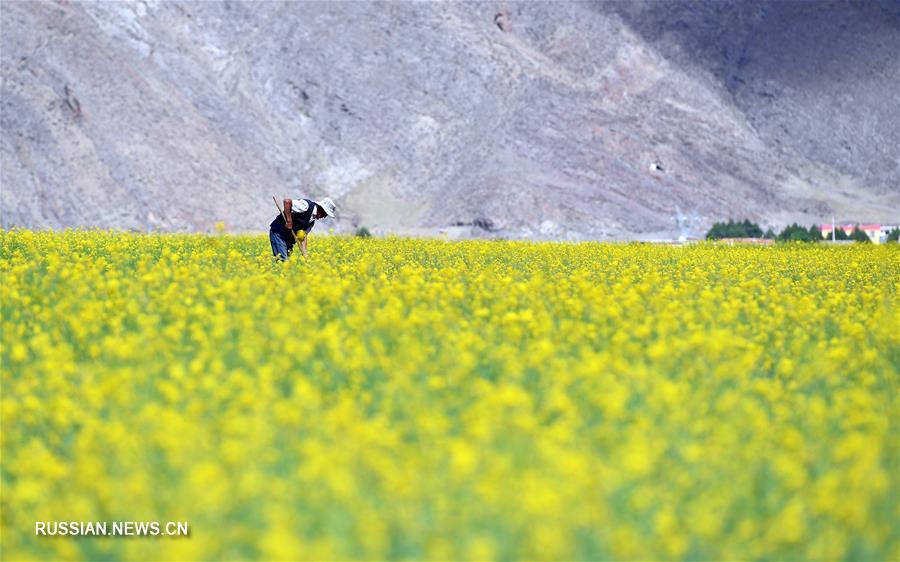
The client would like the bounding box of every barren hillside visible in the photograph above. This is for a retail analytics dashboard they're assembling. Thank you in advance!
[2,0,897,239]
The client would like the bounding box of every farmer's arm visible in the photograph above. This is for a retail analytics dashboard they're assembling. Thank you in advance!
[299,218,315,257]
[299,233,309,256]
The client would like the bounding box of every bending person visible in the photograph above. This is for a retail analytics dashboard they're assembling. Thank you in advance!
[270,196,336,260]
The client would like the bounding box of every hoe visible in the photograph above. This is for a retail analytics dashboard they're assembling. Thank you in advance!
[272,196,299,245]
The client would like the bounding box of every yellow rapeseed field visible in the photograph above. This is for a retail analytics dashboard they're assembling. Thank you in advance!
[1,230,898,560]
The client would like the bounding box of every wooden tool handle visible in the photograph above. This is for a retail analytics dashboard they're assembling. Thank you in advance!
[273,196,299,244]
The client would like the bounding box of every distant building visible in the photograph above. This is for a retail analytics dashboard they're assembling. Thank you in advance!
[820,224,893,243]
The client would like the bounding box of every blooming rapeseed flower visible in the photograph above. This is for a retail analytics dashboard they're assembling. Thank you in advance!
[0,230,897,560]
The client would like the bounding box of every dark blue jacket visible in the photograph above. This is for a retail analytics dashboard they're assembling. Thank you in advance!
[270,198,316,241]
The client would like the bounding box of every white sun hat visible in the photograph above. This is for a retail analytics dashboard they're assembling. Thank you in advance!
[317,197,336,218]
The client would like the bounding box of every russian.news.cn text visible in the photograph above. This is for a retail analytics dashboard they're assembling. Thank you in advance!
[35,521,189,537]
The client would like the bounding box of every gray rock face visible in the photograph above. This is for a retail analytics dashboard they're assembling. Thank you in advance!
[2,0,897,238]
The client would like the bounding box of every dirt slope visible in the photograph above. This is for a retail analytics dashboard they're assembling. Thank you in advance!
[2,0,897,238]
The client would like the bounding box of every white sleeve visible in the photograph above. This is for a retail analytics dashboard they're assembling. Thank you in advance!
[292,199,309,212]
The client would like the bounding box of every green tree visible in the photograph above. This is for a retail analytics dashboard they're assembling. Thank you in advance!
[742,219,763,238]
[886,228,900,243]
[829,227,850,241]
[778,223,815,242]
[763,228,776,239]
[808,225,823,241]
[849,226,871,243]
[706,219,765,240]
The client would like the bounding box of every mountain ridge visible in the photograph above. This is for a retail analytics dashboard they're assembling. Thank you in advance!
[2,0,897,239]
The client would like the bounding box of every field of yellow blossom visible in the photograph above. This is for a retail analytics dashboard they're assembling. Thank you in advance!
[1,229,898,561]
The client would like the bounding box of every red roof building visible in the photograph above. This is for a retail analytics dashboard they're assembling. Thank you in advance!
[820,224,891,243]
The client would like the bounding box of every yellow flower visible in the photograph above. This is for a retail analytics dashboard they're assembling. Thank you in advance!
[0,230,896,560]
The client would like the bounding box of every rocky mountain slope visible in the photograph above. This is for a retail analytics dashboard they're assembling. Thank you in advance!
[2,0,897,239]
